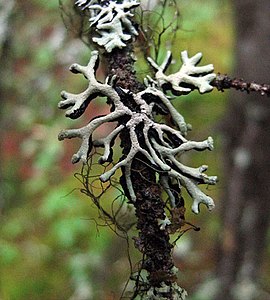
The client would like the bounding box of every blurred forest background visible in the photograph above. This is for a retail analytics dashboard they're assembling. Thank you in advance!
[0,0,269,299]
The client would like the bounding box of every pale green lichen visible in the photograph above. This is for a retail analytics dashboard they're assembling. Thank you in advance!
[144,282,188,300]
[58,50,217,214]
[147,50,216,95]
[75,0,140,52]
[75,0,97,9]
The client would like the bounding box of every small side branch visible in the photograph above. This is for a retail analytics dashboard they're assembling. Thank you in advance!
[213,73,270,96]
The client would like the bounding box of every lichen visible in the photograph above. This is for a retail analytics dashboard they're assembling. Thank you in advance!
[75,0,140,52]
[147,50,216,95]
[58,50,217,214]
[144,282,188,300]
[75,0,98,9]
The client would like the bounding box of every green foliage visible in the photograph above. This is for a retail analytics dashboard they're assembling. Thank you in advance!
[33,0,60,10]
[0,242,20,266]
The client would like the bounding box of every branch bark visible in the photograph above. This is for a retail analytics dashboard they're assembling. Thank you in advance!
[105,44,179,299]
[212,74,270,96]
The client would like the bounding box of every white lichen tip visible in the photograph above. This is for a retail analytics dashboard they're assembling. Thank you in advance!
[75,0,140,52]
[147,50,216,95]
[158,215,171,230]
[75,0,98,9]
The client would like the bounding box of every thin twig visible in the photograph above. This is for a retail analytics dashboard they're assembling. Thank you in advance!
[213,73,270,96]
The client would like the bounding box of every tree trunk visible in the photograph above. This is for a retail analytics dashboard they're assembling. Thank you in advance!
[216,1,270,299]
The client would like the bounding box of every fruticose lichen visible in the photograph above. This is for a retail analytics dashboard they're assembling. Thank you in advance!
[75,0,140,52]
[58,50,217,214]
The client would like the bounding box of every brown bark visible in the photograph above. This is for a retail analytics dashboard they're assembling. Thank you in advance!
[215,1,270,299]
[212,74,270,96]
[105,44,178,299]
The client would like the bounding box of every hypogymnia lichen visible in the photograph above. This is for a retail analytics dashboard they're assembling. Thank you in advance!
[58,1,218,297]
[58,49,217,214]
[75,0,140,52]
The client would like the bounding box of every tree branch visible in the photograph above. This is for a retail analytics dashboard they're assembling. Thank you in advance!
[213,73,270,96]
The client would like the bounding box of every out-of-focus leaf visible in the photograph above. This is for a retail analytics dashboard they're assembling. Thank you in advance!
[0,241,20,265]
[32,0,60,10]
[1,218,24,239]
[39,188,76,218]
[51,217,89,248]
[34,46,55,69]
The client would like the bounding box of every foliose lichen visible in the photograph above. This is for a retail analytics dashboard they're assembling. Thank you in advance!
[75,0,140,52]
[58,50,217,214]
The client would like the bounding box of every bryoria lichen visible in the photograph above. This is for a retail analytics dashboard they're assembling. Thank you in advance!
[58,49,218,214]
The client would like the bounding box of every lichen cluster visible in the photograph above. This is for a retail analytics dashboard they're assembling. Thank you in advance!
[59,1,218,297]
[145,281,188,300]
[58,49,217,214]
[147,50,216,96]
[75,0,140,52]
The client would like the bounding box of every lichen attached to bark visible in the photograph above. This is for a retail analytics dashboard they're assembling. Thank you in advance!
[58,50,217,214]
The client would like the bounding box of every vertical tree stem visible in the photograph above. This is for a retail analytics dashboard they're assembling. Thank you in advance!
[105,44,177,298]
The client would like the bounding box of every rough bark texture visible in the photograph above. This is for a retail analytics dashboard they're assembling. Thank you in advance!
[215,1,270,299]
[105,44,177,298]
[132,158,176,288]
[212,74,270,96]
[104,44,144,93]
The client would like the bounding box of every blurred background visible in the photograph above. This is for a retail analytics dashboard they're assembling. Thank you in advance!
[0,0,269,299]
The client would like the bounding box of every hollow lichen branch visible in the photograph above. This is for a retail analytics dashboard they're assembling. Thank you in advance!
[147,50,216,95]
[75,0,140,52]
[58,50,217,214]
